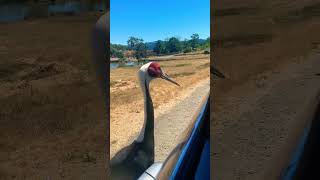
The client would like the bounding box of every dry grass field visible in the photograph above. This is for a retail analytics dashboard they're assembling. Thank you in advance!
[212,1,320,179]
[0,13,108,179]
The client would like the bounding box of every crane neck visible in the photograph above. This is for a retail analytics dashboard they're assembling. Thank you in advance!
[136,77,154,149]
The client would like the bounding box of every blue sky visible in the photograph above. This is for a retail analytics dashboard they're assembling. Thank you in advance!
[110,0,210,45]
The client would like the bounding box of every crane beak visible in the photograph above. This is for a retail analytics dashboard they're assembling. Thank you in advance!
[160,70,180,86]
[211,65,225,79]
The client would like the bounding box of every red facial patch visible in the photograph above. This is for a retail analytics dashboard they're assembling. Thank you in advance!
[148,62,162,77]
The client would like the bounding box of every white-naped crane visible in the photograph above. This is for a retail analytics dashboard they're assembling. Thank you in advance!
[110,62,179,179]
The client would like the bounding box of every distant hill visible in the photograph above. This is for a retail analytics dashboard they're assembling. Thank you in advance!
[198,39,207,44]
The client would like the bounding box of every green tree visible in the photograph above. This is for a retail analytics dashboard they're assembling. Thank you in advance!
[153,40,169,55]
[181,38,192,53]
[110,43,127,58]
[127,36,147,59]
[190,33,200,49]
[199,37,210,50]
[160,39,169,54]
[127,37,143,50]
[204,37,210,48]
[153,40,162,55]
[111,46,124,58]
[135,42,147,59]
[166,37,182,53]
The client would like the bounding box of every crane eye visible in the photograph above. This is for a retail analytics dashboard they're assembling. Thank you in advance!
[147,67,160,77]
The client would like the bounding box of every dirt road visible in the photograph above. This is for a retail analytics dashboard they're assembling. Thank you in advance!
[154,79,209,161]
[212,49,320,180]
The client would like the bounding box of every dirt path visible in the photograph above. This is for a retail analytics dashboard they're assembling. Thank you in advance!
[212,49,320,180]
[154,79,209,161]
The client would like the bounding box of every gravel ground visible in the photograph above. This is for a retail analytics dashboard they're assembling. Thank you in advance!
[212,49,320,180]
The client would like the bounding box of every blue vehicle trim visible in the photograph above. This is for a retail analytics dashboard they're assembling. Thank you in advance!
[170,98,209,179]
[281,126,310,180]
[195,139,210,180]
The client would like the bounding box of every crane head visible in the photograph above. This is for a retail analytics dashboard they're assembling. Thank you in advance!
[138,62,180,87]
[147,62,180,86]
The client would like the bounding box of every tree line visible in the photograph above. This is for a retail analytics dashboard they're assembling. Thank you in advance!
[111,33,210,60]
